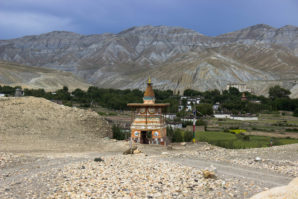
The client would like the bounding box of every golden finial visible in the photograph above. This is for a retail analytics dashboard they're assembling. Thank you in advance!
[148,76,151,84]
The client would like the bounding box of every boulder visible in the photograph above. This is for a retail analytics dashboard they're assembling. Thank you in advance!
[123,146,138,155]
[133,149,142,154]
[255,157,262,162]
[202,170,216,179]
[94,157,104,162]
[250,177,298,199]
[167,145,173,150]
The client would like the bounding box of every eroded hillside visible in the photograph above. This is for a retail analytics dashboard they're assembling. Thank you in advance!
[0,61,90,91]
[0,97,112,152]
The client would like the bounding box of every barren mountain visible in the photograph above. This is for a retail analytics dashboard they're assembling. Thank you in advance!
[0,61,90,91]
[0,24,298,96]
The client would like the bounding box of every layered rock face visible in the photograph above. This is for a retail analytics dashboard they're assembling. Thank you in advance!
[0,24,298,96]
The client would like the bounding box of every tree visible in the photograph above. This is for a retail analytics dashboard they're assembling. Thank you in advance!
[62,86,69,92]
[183,89,202,97]
[0,85,16,95]
[72,88,85,97]
[196,103,213,116]
[269,85,290,99]
[228,87,240,96]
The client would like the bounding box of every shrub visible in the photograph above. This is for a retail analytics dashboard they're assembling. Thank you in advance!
[293,109,298,117]
[184,131,193,142]
[243,135,250,141]
[182,121,192,128]
[172,129,183,142]
[285,128,298,132]
[196,120,207,126]
[236,133,250,141]
[166,127,174,140]
[112,125,125,140]
[272,138,282,146]
[171,129,193,142]
[63,101,73,107]
[98,111,107,116]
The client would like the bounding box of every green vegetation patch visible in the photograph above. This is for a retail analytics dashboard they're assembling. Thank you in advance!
[195,131,298,149]
[229,129,247,134]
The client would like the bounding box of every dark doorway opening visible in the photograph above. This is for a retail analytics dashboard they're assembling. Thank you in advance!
[141,131,150,144]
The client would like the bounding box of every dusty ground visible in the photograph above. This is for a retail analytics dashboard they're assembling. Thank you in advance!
[0,142,297,199]
[1,97,297,198]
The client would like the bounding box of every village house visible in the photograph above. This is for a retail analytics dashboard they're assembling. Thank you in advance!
[167,121,183,129]
[14,88,24,97]
[178,96,201,112]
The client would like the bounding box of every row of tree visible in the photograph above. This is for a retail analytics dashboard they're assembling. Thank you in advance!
[1,85,298,115]
[183,86,298,115]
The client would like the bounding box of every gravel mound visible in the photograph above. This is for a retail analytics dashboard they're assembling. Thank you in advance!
[48,155,264,199]
[0,97,112,152]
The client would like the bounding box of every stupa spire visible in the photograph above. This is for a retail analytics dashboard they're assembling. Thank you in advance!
[143,77,155,104]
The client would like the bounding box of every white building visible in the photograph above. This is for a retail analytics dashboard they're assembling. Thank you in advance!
[179,96,201,112]
[167,122,182,129]
[226,83,252,93]
[165,114,177,120]
[212,102,220,111]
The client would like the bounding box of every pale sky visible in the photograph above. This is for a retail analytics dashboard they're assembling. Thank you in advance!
[0,0,298,39]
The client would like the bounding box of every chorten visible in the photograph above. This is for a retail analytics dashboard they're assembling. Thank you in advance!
[127,78,169,145]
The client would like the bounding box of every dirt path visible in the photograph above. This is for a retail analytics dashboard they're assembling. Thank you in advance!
[164,157,293,187]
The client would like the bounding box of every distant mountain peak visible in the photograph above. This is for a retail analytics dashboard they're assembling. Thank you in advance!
[249,24,275,29]
[118,25,204,36]
[279,25,298,30]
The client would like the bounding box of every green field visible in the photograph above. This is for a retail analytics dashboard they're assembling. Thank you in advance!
[207,113,298,133]
[195,131,298,149]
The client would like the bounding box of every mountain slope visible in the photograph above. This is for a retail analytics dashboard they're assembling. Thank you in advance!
[0,24,298,96]
[0,61,90,91]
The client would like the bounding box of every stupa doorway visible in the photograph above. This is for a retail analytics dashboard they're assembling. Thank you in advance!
[140,131,150,144]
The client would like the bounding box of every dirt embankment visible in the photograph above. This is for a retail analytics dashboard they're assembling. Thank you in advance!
[0,97,112,152]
